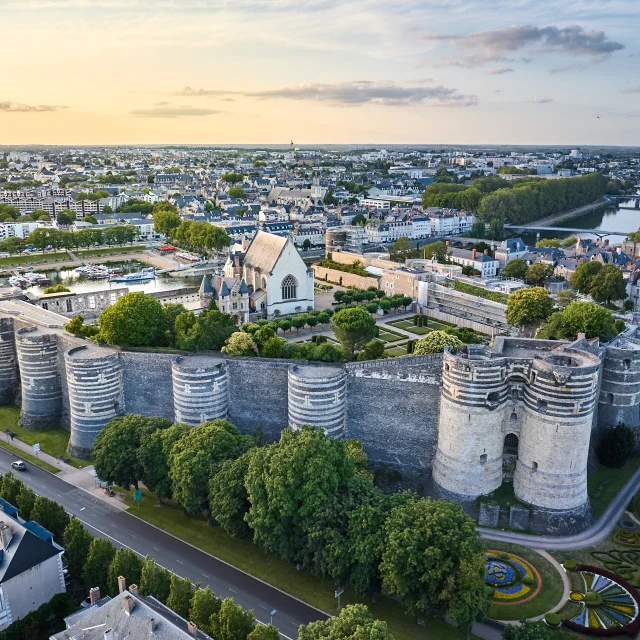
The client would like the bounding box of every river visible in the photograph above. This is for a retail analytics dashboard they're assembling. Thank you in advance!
[519,198,640,246]
[1,260,202,296]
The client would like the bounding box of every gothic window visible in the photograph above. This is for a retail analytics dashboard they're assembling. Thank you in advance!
[262,277,268,290]
[66,299,73,313]
[281,275,297,300]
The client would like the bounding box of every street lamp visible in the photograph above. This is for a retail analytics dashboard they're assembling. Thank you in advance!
[270,610,277,625]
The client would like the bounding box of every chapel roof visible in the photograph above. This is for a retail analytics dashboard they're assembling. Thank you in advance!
[243,230,287,273]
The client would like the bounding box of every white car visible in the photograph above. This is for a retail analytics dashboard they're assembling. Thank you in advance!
[11,461,26,471]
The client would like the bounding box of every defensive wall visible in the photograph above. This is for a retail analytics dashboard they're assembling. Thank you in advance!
[311,265,379,289]
[3,298,640,534]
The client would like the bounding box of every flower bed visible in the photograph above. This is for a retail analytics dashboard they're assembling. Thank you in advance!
[485,551,541,603]
[562,564,640,636]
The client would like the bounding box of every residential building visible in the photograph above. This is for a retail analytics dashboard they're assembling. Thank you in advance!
[0,221,38,240]
[495,238,528,267]
[447,247,499,278]
[429,210,476,236]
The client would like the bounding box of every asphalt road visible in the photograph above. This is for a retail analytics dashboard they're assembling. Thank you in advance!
[480,465,640,550]
[0,449,326,639]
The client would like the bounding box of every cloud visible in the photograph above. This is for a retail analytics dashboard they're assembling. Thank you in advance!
[621,85,640,94]
[174,86,238,97]
[487,66,513,75]
[245,81,478,106]
[529,97,554,103]
[130,105,222,118]
[425,24,624,67]
[549,63,587,74]
[0,101,67,112]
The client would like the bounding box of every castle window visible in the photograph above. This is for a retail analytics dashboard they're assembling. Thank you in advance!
[510,412,517,421]
[512,388,519,400]
[532,461,538,473]
[445,363,450,372]
[480,454,487,465]
[66,299,73,313]
[537,399,547,411]
[487,391,499,403]
[281,275,297,301]
[607,392,614,404]
[624,359,631,370]
[504,433,519,450]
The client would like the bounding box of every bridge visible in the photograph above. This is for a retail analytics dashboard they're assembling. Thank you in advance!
[504,225,633,238]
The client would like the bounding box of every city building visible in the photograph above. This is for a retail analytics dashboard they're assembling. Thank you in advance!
[447,247,499,278]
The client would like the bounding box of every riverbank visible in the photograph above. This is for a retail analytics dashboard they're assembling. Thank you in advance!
[520,198,608,228]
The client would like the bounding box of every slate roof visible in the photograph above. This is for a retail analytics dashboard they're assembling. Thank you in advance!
[243,230,287,273]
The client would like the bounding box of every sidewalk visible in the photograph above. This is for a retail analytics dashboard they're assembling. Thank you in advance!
[2,435,127,510]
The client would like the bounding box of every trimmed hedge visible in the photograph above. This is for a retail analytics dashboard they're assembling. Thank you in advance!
[522,575,535,585]
[453,280,508,304]
[563,559,577,571]
[545,613,562,627]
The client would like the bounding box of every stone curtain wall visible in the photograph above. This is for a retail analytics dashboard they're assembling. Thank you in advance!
[312,265,379,290]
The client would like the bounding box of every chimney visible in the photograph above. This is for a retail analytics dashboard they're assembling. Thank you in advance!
[471,249,477,260]
[129,584,139,596]
[445,240,450,246]
[0,523,12,550]
[149,619,157,634]
[89,587,101,605]
[118,576,126,594]
[104,630,114,640]
[123,594,136,615]
[484,249,488,255]
[188,622,198,637]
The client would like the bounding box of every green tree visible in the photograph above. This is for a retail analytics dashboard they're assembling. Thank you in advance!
[83,538,116,594]
[245,426,356,566]
[421,241,449,263]
[0,237,26,255]
[331,307,377,361]
[140,556,172,602]
[138,423,190,504]
[98,292,168,347]
[31,497,70,541]
[502,621,551,640]
[597,424,636,468]
[222,332,257,356]
[299,604,393,640]
[380,498,487,625]
[93,415,172,490]
[0,473,23,505]
[56,210,76,226]
[357,339,386,361]
[170,420,253,520]
[221,173,244,184]
[209,450,255,538]
[15,485,36,521]
[167,574,194,619]
[412,331,463,355]
[211,598,255,640]
[535,238,561,248]
[63,517,93,579]
[390,237,416,261]
[323,188,338,206]
[537,301,618,341]
[248,624,280,640]
[154,208,181,235]
[570,261,602,294]
[556,289,577,310]
[228,186,247,200]
[506,287,554,333]
[502,258,528,280]
[108,548,143,596]
[351,213,367,226]
[588,263,627,304]
[525,263,554,286]
[189,587,222,636]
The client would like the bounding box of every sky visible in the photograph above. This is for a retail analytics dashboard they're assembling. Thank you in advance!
[2,0,640,145]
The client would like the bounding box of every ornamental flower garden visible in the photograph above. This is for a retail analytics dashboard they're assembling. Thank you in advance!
[485,551,540,603]
[568,570,639,630]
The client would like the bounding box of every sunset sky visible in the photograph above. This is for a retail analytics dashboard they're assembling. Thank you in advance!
[2,0,639,145]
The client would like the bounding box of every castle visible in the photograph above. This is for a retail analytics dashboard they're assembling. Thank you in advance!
[1,298,639,535]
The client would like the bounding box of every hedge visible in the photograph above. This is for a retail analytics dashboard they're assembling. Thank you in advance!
[453,281,508,304]
[545,613,562,627]
[563,559,577,571]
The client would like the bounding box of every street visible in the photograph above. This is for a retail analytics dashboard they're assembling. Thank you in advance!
[0,448,326,639]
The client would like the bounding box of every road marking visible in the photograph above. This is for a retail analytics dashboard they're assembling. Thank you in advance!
[229,588,237,594]
[153,546,160,551]
[176,559,183,564]
[260,605,268,610]
[80,507,85,512]
[201,573,210,579]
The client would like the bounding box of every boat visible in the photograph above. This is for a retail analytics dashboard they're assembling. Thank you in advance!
[112,267,156,283]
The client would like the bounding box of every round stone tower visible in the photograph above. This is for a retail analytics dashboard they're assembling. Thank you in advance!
[288,364,346,437]
[15,328,62,429]
[172,356,228,426]
[598,339,640,431]
[0,318,18,406]
[433,346,509,497]
[65,346,123,459]
[514,351,600,511]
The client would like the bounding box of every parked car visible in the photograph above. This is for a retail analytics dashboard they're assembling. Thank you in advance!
[11,461,26,471]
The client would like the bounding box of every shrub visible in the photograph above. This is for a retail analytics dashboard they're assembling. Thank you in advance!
[563,559,577,571]
[413,330,463,355]
[545,613,562,627]
[497,552,509,560]
[522,575,535,585]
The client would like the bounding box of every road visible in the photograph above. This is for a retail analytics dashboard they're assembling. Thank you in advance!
[0,449,326,638]
[480,465,640,550]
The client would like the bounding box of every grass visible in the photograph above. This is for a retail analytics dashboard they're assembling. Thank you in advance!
[74,245,145,258]
[485,541,565,621]
[480,481,529,512]
[377,330,405,344]
[120,489,465,640]
[587,458,640,518]
[0,245,145,266]
[387,318,455,336]
[0,442,60,473]
[385,344,410,357]
[0,406,90,469]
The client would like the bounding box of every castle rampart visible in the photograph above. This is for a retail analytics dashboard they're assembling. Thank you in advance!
[0,317,18,406]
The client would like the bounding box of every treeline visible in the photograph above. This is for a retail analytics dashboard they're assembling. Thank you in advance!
[0,474,288,640]
[421,172,608,225]
[93,417,488,629]
[169,220,232,253]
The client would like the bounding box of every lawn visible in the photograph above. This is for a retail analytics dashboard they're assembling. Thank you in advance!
[0,406,90,468]
[0,441,60,473]
[377,329,405,344]
[485,541,565,621]
[0,245,145,266]
[385,344,410,357]
[120,489,465,640]
[587,458,640,518]
[387,318,456,336]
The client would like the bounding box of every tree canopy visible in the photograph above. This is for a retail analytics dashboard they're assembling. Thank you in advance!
[506,287,554,331]
[412,331,463,355]
[331,307,377,361]
[536,301,619,341]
